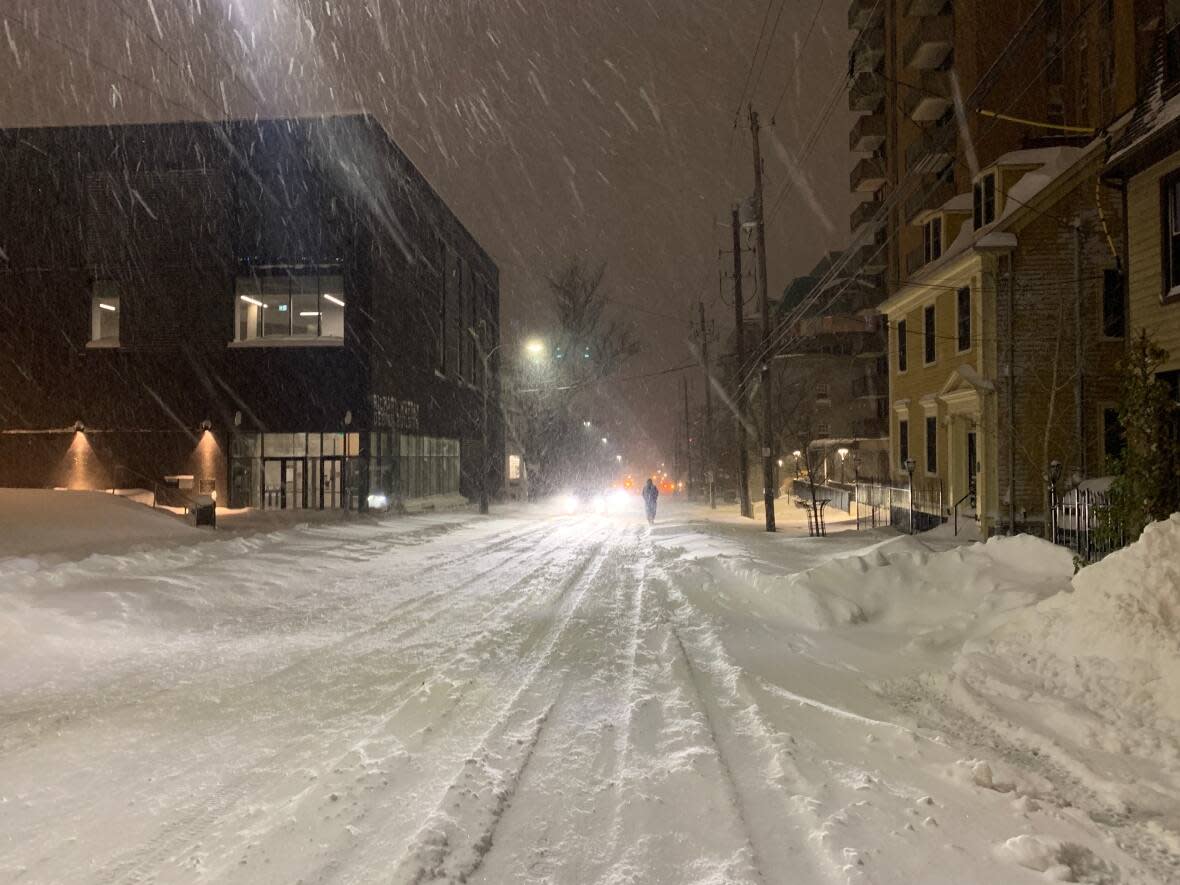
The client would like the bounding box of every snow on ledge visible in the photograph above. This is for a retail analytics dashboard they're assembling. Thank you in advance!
[227,337,345,349]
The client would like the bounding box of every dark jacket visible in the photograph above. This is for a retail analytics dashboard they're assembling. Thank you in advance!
[642,481,659,504]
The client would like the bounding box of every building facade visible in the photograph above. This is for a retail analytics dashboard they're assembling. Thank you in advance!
[847,0,1152,534]
[1107,11,1180,393]
[0,115,503,510]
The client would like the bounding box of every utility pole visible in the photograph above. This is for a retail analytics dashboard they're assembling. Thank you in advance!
[731,207,753,518]
[749,104,776,532]
[683,373,692,499]
[698,301,717,509]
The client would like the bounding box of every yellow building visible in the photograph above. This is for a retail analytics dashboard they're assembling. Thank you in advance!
[1106,28,1180,391]
[880,144,1126,535]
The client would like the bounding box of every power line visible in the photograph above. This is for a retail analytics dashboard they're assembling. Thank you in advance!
[726,0,780,153]
[742,0,1106,389]
[769,0,830,124]
[516,361,697,394]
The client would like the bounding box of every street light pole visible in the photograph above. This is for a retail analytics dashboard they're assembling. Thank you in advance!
[470,323,501,515]
[749,104,775,532]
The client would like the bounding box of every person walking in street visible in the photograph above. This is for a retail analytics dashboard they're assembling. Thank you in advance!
[642,477,659,525]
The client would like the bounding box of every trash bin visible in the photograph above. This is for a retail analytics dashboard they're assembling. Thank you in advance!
[190,495,216,528]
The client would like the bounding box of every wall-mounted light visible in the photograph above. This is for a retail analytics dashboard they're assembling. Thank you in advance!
[233,411,242,427]
[74,420,85,433]
[200,419,212,432]
[344,410,353,427]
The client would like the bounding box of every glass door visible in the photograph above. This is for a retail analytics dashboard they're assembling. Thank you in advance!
[262,458,305,509]
[321,456,344,509]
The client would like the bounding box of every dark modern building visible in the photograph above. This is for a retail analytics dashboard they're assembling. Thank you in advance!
[0,114,502,510]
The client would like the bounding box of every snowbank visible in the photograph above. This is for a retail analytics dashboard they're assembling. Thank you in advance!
[953,514,1180,819]
[0,489,198,560]
[716,532,1073,635]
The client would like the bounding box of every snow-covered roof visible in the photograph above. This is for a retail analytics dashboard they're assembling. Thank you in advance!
[942,192,974,214]
[1107,35,1180,173]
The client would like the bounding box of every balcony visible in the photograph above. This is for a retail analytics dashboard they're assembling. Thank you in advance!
[852,375,888,399]
[904,174,956,222]
[850,113,886,152]
[850,198,885,233]
[849,0,884,30]
[849,72,885,112]
[902,70,952,122]
[850,240,888,274]
[902,15,954,70]
[905,125,956,173]
[850,27,886,74]
[905,0,949,15]
[851,157,886,193]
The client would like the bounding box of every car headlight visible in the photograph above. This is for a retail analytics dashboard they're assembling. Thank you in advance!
[562,494,580,514]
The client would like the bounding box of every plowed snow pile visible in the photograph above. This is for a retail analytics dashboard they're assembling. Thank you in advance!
[954,513,1180,817]
[718,532,1073,637]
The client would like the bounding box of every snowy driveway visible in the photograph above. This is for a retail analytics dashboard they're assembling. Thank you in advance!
[0,503,1169,884]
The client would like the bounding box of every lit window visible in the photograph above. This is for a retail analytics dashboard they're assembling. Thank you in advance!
[234,270,345,343]
[90,281,120,346]
[508,454,522,481]
[973,173,996,229]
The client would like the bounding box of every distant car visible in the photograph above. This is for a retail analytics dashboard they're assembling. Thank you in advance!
[560,487,632,515]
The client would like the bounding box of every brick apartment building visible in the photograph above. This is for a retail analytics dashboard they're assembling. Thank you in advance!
[0,115,503,510]
[847,0,1158,534]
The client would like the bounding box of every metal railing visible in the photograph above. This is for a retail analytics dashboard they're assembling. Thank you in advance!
[1049,489,1123,563]
[792,479,851,513]
[855,478,944,533]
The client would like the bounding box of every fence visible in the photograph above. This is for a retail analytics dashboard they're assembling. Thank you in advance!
[791,479,851,513]
[854,479,944,533]
[1049,488,1123,563]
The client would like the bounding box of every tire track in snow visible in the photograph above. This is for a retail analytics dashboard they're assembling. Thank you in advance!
[659,573,844,884]
[385,531,617,885]
[0,521,559,757]
[83,524,589,885]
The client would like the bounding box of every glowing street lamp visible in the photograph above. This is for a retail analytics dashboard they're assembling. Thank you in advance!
[524,338,546,359]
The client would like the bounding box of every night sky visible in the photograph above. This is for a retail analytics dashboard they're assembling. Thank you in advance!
[1,0,855,469]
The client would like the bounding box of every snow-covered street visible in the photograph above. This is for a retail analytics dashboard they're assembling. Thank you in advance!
[1,496,1177,884]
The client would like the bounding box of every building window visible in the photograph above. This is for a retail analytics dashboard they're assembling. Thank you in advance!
[926,416,937,473]
[508,454,523,481]
[957,286,971,351]
[816,382,831,401]
[1164,171,1180,301]
[897,318,908,372]
[1102,269,1125,337]
[1102,406,1124,466]
[90,281,120,346]
[816,422,831,438]
[1167,0,1180,85]
[234,269,345,343]
[924,304,936,364]
[973,173,996,229]
[923,216,943,263]
[1077,36,1089,124]
[899,418,910,468]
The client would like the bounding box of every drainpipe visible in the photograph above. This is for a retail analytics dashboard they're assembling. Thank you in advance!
[1074,220,1086,477]
[1007,251,1017,536]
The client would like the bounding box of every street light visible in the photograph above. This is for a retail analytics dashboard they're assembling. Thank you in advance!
[904,457,917,534]
[615,454,623,462]
[524,338,546,358]
[837,447,849,485]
